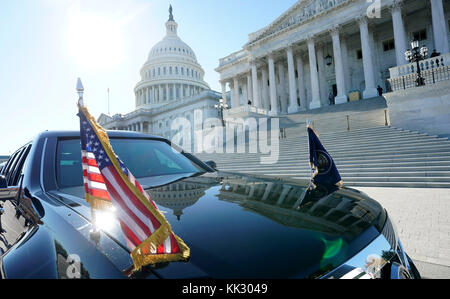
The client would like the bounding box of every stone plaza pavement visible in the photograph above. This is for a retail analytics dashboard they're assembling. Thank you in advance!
[358,187,450,279]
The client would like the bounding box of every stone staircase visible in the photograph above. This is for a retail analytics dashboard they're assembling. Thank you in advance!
[196,97,450,188]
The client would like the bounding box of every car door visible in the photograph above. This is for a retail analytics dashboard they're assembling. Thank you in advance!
[0,144,33,256]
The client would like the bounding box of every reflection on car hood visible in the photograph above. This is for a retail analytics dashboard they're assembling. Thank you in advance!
[52,172,386,278]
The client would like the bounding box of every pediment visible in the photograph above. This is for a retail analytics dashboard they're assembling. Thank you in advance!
[248,0,351,45]
[97,113,113,125]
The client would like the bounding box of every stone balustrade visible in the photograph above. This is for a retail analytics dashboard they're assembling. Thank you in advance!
[389,53,450,78]
[219,50,249,67]
[389,65,450,91]
[223,105,270,118]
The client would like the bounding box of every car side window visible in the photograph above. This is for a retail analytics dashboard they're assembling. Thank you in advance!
[1,151,18,177]
[1,145,32,187]
[3,150,22,184]
[6,148,25,186]
[10,145,31,186]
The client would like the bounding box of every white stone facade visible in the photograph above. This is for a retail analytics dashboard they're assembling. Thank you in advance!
[99,7,221,141]
[216,0,450,116]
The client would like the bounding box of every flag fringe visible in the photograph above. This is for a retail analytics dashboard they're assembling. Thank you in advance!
[131,232,190,271]
[85,194,113,210]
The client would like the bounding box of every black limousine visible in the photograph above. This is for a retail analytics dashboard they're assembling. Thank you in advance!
[0,130,420,279]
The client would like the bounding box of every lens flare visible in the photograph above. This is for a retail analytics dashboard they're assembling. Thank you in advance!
[321,237,343,259]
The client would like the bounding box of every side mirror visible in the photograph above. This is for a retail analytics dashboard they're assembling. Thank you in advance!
[0,175,19,200]
[204,160,217,171]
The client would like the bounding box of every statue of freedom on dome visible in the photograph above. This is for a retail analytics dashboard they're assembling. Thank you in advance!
[169,5,174,21]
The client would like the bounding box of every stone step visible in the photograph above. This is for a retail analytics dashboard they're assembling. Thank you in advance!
[216,165,450,175]
[216,165,450,172]
[253,132,438,144]
[278,131,434,141]
[214,146,450,158]
[322,181,450,188]
[197,152,450,163]
[277,141,450,152]
[278,135,448,145]
[272,174,450,184]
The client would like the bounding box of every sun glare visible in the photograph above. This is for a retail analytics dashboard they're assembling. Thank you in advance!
[67,11,123,70]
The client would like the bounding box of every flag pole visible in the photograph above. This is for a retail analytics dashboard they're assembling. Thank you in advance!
[306,119,316,191]
[77,78,101,244]
[76,78,84,107]
[107,88,110,115]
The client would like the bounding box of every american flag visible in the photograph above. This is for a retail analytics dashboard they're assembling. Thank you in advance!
[78,105,190,270]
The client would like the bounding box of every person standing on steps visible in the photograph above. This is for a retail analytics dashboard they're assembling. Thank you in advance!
[377,85,383,97]
[328,91,335,105]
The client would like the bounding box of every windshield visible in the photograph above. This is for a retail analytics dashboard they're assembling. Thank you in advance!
[56,138,205,189]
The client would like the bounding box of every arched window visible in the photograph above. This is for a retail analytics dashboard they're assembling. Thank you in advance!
[164,67,166,75]
[175,67,178,74]
[181,67,184,75]
[169,67,172,74]
[158,67,161,75]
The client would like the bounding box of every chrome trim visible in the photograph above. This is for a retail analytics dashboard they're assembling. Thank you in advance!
[39,138,48,192]
[322,233,393,279]
[382,215,398,250]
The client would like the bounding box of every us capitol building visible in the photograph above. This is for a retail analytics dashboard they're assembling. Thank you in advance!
[217,0,449,117]
[98,6,221,140]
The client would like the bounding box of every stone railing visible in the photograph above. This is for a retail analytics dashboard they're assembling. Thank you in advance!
[218,50,249,68]
[389,53,450,78]
[388,65,450,91]
[223,105,270,117]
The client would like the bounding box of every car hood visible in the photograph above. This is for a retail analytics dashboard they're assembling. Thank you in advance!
[50,172,386,278]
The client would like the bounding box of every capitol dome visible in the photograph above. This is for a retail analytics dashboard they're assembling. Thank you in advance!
[134,5,210,110]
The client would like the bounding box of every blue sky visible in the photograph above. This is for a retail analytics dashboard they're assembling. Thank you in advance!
[0,0,297,154]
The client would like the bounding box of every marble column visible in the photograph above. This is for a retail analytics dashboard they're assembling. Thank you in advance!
[221,81,227,104]
[246,73,253,104]
[359,16,378,98]
[261,183,274,201]
[287,46,299,113]
[268,54,279,116]
[296,55,307,111]
[316,46,327,107]
[261,68,269,110]
[165,84,169,102]
[173,84,177,101]
[341,36,351,93]
[330,26,347,105]
[308,38,321,109]
[251,62,260,108]
[233,77,240,108]
[277,63,287,114]
[391,2,408,66]
[158,85,163,102]
[431,0,449,54]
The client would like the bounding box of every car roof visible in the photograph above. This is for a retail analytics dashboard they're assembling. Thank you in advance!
[36,130,164,140]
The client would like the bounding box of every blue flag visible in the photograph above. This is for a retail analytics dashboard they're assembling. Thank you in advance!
[308,126,342,187]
